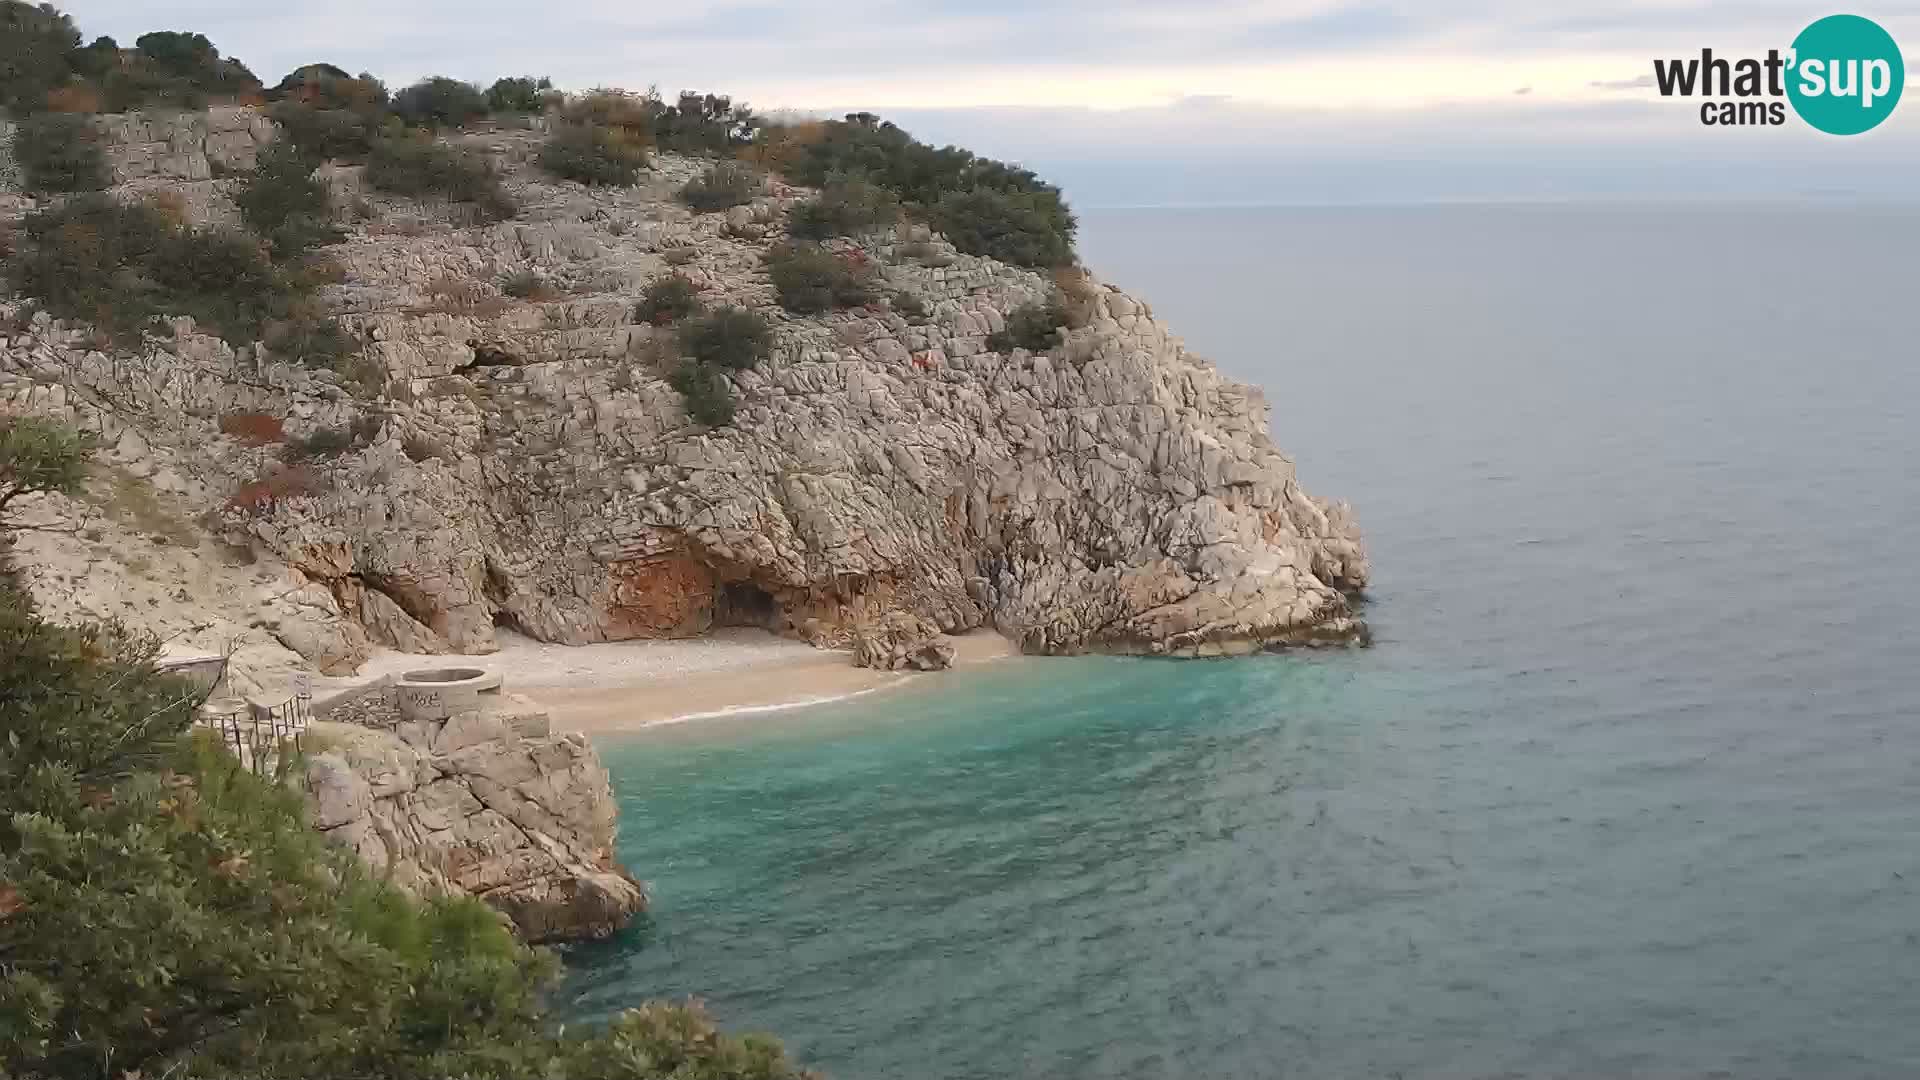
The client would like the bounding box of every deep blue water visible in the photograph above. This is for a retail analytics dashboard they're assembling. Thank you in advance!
[565,204,1920,1078]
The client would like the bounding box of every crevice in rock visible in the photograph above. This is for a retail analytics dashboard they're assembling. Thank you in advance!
[362,572,436,628]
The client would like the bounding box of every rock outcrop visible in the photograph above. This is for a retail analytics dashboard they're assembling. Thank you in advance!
[0,108,1369,681]
[0,107,275,192]
[852,611,955,671]
[305,687,645,942]
[96,106,277,183]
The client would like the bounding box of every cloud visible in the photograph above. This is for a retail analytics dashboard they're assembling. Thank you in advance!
[63,1,1920,109]
[55,1,1920,206]
[862,96,1920,206]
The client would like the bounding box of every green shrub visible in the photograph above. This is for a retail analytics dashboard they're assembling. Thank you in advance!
[0,413,86,595]
[988,296,1071,353]
[68,34,118,83]
[0,11,259,116]
[553,1002,817,1080]
[2,417,822,1080]
[270,64,389,110]
[0,1,83,115]
[777,114,1077,267]
[636,274,702,325]
[4,195,165,334]
[133,30,260,95]
[668,361,736,426]
[539,123,649,186]
[679,161,761,212]
[0,413,91,522]
[650,90,758,154]
[765,242,877,314]
[486,75,553,114]
[13,112,108,193]
[931,186,1077,268]
[80,30,262,111]
[4,195,308,346]
[788,176,898,240]
[147,227,299,343]
[392,76,487,128]
[269,101,381,161]
[236,142,344,259]
[366,135,517,222]
[679,306,770,370]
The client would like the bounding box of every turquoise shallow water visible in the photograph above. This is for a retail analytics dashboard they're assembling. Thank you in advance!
[565,204,1920,1078]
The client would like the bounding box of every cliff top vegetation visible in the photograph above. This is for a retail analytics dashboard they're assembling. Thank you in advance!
[0,0,1075,269]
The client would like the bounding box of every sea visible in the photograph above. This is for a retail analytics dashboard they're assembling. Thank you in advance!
[562,203,1920,1078]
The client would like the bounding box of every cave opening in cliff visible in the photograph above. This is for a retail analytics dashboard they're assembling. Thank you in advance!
[714,581,781,630]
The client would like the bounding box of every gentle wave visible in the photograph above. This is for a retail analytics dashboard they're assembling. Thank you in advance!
[639,684,900,728]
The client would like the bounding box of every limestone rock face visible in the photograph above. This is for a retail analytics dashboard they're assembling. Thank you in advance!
[302,691,645,942]
[0,109,1370,672]
[339,579,452,654]
[94,106,276,183]
[852,611,955,671]
[270,582,374,674]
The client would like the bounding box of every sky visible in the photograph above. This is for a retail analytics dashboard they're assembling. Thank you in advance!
[68,1,1920,205]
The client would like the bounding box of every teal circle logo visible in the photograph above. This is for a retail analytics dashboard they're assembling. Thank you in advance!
[1787,14,1905,135]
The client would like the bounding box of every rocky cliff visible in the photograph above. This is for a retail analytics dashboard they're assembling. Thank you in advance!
[305,685,645,943]
[0,108,1369,684]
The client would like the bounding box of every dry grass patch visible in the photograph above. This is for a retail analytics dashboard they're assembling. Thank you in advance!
[80,466,200,547]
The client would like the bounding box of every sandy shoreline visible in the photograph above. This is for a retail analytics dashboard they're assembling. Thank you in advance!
[318,627,1020,733]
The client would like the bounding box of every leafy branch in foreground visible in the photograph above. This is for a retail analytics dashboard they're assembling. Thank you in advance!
[0,414,821,1080]
[0,415,91,520]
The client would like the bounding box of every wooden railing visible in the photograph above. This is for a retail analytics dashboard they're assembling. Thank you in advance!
[187,666,315,775]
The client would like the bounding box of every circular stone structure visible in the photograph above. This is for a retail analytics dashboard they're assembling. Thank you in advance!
[393,667,504,722]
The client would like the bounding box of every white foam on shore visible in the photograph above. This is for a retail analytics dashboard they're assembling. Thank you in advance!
[638,683,896,728]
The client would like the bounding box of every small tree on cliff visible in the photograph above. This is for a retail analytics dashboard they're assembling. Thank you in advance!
[0,415,90,520]
[0,414,90,593]
[0,1,83,115]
